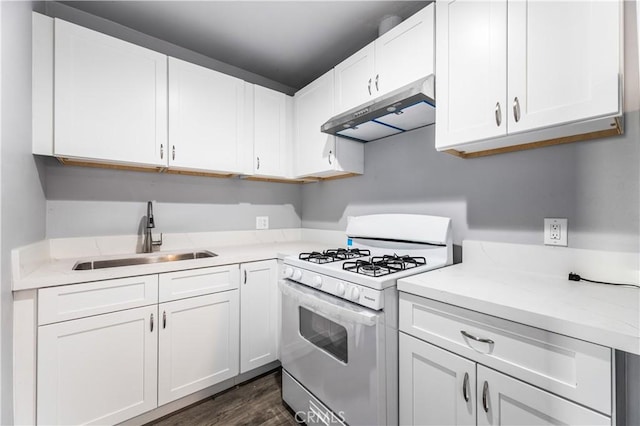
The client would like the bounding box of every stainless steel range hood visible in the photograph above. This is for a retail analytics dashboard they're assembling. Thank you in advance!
[321,75,435,142]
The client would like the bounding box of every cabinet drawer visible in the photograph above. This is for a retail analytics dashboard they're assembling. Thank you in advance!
[159,265,240,302]
[38,275,158,325]
[399,293,612,415]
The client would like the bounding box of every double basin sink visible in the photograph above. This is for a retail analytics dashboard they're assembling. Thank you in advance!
[73,250,217,271]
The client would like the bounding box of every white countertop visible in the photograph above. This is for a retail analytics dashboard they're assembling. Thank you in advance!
[12,229,344,291]
[398,240,640,355]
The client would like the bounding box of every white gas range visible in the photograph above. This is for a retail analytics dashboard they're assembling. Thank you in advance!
[280,214,453,426]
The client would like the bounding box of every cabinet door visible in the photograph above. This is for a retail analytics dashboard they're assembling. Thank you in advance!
[294,69,337,177]
[54,19,167,167]
[37,305,158,425]
[334,43,375,113]
[399,333,475,426]
[253,85,289,177]
[168,57,247,173]
[158,291,239,405]
[375,4,434,97]
[507,1,620,133]
[477,365,610,426]
[435,0,507,150]
[240,260,278,373]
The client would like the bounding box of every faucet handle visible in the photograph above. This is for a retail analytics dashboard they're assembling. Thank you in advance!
[152,233,163,247]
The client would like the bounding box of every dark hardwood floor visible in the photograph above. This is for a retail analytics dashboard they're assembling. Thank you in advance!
[149,369,299,426]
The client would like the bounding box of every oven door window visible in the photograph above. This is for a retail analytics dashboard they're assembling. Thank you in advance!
[299,307,348,363]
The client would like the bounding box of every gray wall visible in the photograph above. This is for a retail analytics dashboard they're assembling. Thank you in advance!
[0,1,47,423]
[301,114,640,253]
[44,160,302,238]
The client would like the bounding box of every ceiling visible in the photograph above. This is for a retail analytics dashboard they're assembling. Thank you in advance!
[59,1,430,91]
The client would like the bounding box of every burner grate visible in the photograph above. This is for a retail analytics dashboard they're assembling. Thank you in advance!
[342,254,427,277]
[299,248,370,264]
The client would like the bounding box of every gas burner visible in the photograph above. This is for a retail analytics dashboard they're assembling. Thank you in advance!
[299,248,370,264]
[299,251,335,264]
[372,254,426,269]
[342,255,427,277]
[325,248,371,260]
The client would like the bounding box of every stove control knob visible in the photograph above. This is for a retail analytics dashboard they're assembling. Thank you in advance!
[313,276,323,288]
[283,267,293,278]
[350,287,361,301]
[336,282,346,296]
[292,269,302,281]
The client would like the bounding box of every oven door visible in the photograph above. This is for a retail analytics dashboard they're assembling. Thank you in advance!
[280,279,386,426]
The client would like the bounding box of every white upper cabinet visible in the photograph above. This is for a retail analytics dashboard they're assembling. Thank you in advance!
[252,85,293,178]
[334,4,434,113]
[54,19,167,167]
[168,57,249,174]
[375,5,435,96]
[294,70,363,178]
[506,1,621,134]
[435,1,507,147]
[334,43,376,113]
[435,0,622,154]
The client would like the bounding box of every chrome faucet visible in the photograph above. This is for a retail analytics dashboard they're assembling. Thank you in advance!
[143,201,163,253]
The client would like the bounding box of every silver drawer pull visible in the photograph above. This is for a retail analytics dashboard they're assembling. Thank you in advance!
[482,381,489,412]
[462,372,470,402]
[461,330,494,345]
[513,96,521,122]
[495,102,502,127]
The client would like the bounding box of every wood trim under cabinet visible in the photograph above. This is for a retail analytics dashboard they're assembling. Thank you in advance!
[56,158,362,183]
[57,157,166,173]
[165,169,237,179]
[444,118,623,159]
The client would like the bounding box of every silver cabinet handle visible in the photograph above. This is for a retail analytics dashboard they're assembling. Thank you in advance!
[375,74,379,92]
[244,270,247,284]
[328,150,333,165]
[462,372,470,402]
[150,313,154,332]
[513,96,521,122]
[163,311,166,329]
[482,381,489,413]
[172,145,176,160]
[461,330,494,345]
[368,78,372,95]
[256,157,260,170]
[160,144,164,159]
[495,102,502,127]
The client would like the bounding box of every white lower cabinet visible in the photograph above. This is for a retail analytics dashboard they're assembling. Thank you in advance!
[36,266,242,425]
[399,333,475,426]
[240,260,278,373]
[37,305,158,425]
[477,365,609,426]
[158,290,239,405]
[398,292,612,425]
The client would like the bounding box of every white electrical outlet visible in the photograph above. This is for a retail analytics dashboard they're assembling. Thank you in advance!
[544,218,568,246]
[256,216,269,230]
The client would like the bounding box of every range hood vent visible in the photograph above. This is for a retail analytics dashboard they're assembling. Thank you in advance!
[321,75,435,143]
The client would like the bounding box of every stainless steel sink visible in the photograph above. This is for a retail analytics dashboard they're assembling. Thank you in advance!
[72,250,217,271]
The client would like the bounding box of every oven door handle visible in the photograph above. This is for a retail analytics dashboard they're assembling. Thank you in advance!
[279,280,379,327]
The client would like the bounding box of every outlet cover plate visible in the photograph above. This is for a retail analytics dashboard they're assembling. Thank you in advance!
[256,216,269,230]
[544,218,567,246]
